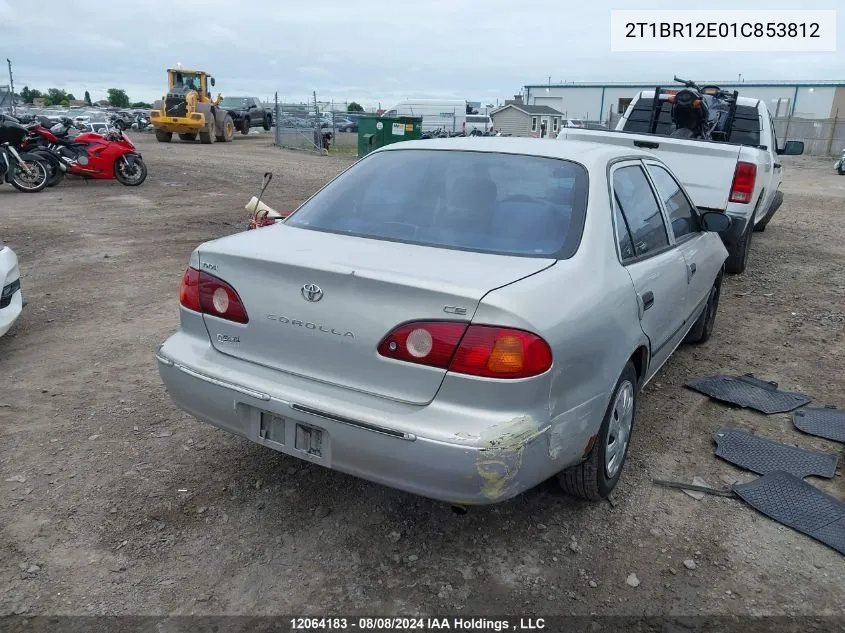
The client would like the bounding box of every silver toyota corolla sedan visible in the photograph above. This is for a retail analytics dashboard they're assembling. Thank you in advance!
[156,138,730,505]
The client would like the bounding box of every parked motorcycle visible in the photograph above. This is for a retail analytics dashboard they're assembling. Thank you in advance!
[0,115,49,193]
[650,76,739,141]
[22,117,147,186]
[835,148,845,175]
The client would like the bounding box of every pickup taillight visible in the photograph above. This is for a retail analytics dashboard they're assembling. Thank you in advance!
[729,162,757,204]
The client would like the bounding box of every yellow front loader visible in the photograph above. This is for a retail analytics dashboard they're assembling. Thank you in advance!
[150,69,235,143]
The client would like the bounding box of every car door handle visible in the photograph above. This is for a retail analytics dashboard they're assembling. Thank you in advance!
[689,263,697,278]
[641,291,655,311]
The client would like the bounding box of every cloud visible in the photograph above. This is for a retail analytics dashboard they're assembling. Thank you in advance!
[1,0,842,107]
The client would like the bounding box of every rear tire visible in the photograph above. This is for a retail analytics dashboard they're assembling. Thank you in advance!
[684,273,723,344]
[558,362,638,501]
[724,219,753,275]
[838,161,845,175]
[263,114,272,131]
[199,118,215,144]
[155,130,172,143]
[241,117,251,135]
[217,115,235,142]
[178,133,197,141]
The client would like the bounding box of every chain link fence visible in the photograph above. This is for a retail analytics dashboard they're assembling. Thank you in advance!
[272,94,374,155]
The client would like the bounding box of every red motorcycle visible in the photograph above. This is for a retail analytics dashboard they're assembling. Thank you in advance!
[22,117,147,187]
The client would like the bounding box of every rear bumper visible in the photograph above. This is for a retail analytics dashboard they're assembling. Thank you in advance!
[156,331,605,505]
[719,208,752,253]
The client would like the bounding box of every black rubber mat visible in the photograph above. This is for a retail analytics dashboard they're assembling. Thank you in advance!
[733,471,845,556]
[714,428,838,479]
[793,407,845,443]
[686,374,811,414]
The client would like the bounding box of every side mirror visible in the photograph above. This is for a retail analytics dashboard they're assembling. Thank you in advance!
[210,77,216,87]
[700,211,732,233]
[777,140,804,155]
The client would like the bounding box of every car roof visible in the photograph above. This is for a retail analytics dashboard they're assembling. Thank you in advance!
[377,137,656,168]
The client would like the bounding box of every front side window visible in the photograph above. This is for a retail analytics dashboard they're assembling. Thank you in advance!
[612,165,669,258]
[286,149,589,259]
[646,164,699,239]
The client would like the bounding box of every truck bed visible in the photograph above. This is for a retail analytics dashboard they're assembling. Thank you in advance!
[557,127,743,210]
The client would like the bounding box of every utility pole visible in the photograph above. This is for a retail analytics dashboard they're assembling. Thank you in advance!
[6,58,15,115]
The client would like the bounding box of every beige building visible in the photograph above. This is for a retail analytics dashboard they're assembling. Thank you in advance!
[490,103,563,137]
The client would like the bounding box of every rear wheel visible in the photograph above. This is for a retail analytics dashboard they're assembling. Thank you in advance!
[155,130,172,143]
[178,132,197,141]
[217,115,235,142]
[724,219,752,274]
[558,362,637,500]
[838,161,845,175]
[199,117,215,144]
[684,273,723,344]
[263,114,272,131]
[10,158,48,193]
[241,117,251,135]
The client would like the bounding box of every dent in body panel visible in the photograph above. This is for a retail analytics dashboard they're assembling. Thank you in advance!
[546,391,610,461]
[475,415,547,501]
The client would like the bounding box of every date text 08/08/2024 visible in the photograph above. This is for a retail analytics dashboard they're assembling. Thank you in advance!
[289,617,548,631]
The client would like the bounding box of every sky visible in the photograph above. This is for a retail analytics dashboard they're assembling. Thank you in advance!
[0,0,841,109]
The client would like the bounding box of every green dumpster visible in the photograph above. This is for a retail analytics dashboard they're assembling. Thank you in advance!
[357,115,422,157]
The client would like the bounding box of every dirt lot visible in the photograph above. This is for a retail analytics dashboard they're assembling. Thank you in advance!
[1,134,843,619]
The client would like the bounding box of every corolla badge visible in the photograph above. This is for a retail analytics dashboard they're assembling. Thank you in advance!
[266,315,354,338]
[301,283,323,302]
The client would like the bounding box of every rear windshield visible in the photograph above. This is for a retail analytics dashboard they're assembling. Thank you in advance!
[285,149,589,258]
[622,97,761,146]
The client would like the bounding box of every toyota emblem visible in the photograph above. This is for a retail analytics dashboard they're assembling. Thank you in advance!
[301,283,323,302]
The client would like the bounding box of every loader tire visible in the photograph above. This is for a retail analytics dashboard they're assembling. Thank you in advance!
[199,117,215,144]
[155,130,172,143]
[217,115,235,142]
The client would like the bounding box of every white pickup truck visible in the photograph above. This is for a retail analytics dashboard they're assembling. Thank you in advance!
[558,89,804,274]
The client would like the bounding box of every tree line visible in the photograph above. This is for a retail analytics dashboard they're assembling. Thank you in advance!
[18,86,152,109]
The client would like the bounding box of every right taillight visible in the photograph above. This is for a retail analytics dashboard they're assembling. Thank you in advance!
[729,161,757,204]
[179,266,249,323]
[377,321,552,379]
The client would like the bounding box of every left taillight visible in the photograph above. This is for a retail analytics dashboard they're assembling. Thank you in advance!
[179,266,248,323]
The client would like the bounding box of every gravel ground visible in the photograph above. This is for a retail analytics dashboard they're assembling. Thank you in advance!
[1,135,843,618]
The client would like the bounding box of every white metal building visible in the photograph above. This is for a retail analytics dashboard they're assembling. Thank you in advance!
[523,80,845,121]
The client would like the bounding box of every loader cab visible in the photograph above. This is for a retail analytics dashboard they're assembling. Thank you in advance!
[167,69,215,100]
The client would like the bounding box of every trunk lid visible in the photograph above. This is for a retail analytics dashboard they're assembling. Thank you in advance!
[558,128,743,210]
[197,225,554,404]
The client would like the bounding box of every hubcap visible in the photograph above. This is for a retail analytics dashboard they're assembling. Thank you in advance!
[605,380,634,479]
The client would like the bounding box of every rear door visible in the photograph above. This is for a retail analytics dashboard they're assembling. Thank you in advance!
[610,161,689,370]
[644,161,718,320]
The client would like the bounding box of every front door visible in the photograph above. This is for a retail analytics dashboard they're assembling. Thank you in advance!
[540,116,550,138]
[611,161,689,372]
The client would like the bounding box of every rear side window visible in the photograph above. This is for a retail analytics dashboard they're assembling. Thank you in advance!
[286,149,589,259]
[612,165,669,259]
[621,97,761,146]
[646,164,700,239]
